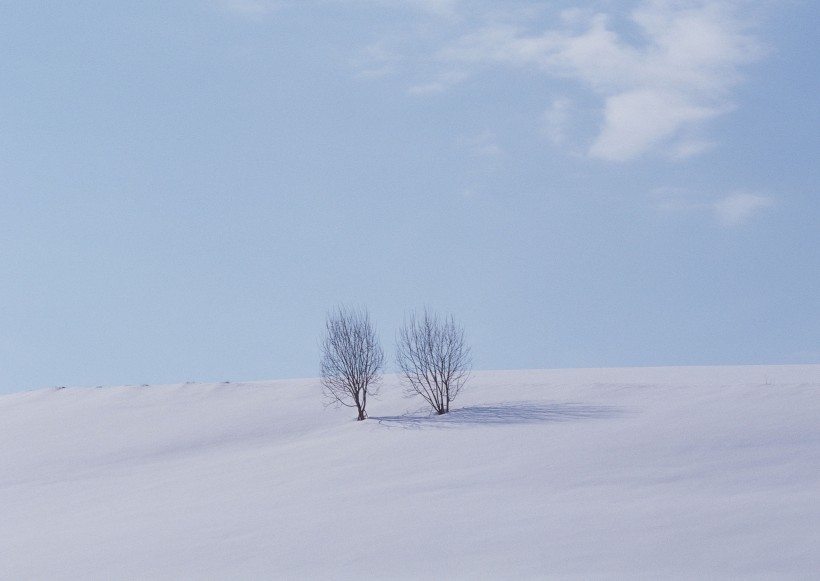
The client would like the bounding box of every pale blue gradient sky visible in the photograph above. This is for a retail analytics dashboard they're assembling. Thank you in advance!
[1,0,818,393]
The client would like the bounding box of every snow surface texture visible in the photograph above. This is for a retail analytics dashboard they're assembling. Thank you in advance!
[2,366,819,580]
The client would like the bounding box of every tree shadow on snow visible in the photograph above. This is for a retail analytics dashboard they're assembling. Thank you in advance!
[371,401,625,429]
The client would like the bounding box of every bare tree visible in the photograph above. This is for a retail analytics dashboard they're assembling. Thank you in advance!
[395,309,471,415]
[320,306,384,421]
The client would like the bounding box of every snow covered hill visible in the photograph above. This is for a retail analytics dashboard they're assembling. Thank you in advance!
[2,366,819,580]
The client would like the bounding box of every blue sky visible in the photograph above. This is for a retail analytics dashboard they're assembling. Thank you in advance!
[1,0,818,393]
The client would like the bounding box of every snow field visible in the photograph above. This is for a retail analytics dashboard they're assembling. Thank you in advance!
[2,366,819,579]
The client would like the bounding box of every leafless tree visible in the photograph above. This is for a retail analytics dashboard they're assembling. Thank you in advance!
[320,306,384,421]
[395,309,471,415]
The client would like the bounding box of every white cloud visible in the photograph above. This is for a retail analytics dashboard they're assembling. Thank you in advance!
[403,0,459,18]
[218,0,281,17]
[542,97,572,146]
[356,0,460,18]
[434,0,762,161]
[219,0,763,162]
[590,88,720,160]
[351,42,402,79]
[653,188,774,226]
[222,0,461,18]
[458,131,503,157]
[667,138,716,160]
[712,192,773,226]
[409,70,470,94]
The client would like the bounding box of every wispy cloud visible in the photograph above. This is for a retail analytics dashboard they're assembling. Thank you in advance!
[218,0,764,163]
[353,0,460,19]
[458,131,503,157]
[218,0,281,17]
[712,192,773,226]
[589,89,722,161]
[433,1,763,160]
[654,187,774,226]
[668,138,716,160]
[351,42,402,79]
[542,97,572,146]
[409,70,470,94]
[402,0,460,18]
